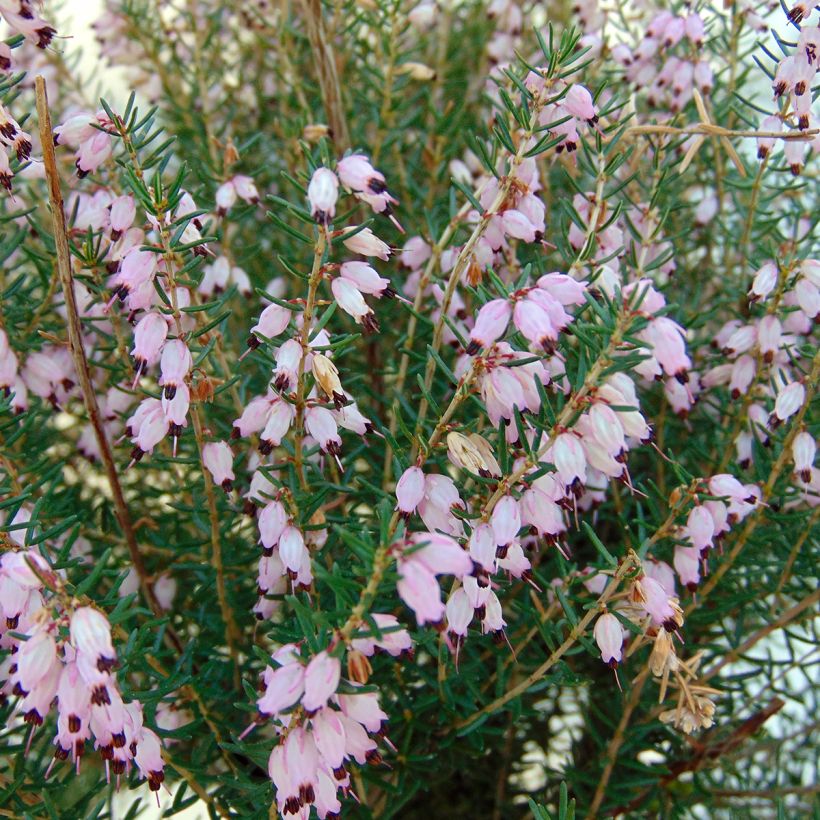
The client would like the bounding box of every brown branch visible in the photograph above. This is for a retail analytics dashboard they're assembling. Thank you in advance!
[585,667,650,819]
[702,588,820,682]
[34,76,182,653]
[301,0,350,151]
[608,698,786,816]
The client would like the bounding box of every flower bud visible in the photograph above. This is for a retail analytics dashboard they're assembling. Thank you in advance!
[395,466,425,515]
[346,649,372,684]
[593,612,622,666]
[342,227,391,260]
[202,440,235,491]
[793,431,816,482]
[307,167,339,224]
[70,607,116,672]
[302,651,341,713]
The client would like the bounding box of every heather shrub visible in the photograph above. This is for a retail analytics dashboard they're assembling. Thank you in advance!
[0,1,817,818]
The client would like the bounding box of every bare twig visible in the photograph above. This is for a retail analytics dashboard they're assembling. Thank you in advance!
[301,0,350,151]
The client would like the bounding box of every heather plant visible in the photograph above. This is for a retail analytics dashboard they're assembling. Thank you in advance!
[0,0,817,818]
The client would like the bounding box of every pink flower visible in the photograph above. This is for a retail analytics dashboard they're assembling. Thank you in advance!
[233,395,274,438]
[645,317,691,382]
[593,612,622,666]
[350,613,412,657]
[305,406,342,455]
[468,523,496,572]
[131,312,167,378]
[258,662,305,716]
[793,432,816,482]
[339,261,393,297]
[757,315,781,362]
[202,441,235,491]
[755,118,782,162]
[249,303,292,347]
[513,298,556,350]
[337,690,387,733]
[501,209,538,242]
[302,651,341,713]
[564,84,597,121]
[331,277,379,333]
[770,381,805,427]
[278,526,307,577]
[674,545,701,590]
[405,532,472,577]
[159,339,192,400]
[636,576,681,631]
[16,628,58,693]
[537,273,588,306]
[520,489,564,538]
[342,227,391,260]
[400,236,431,269]
[127,398,167,458]
[260,398,296,453]
[491,495,520,549]
[54,112,97,147]
[215,180,237,214]
[395,466,425,515]
[76,131,112,177]
[307,167,339,224]
[311,707,347,771]
[397,559,444,625]
[552,433,587,488]
[109,195,136,236]
[112,249,157,301]
[337,154,386,195]
[467,299,511,354]
[134,728,165,791]
[70,607,116,672]
[259,500,288,551]
[234,175,259,203]
[446,588,473,636]
[273,338,302,391]
[685,506,714,552]
[587,403,625,455]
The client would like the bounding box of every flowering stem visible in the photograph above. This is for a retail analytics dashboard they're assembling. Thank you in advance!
[480,309,632,521]
[381,199,475,485]
[190,408,242,687]
[339,363,479,643]
[692,348,820,610]
[113,108,247,677]
[35,77,182,649]
[454,552,640,730]
[409,95,550,458]
[293,229,327,492]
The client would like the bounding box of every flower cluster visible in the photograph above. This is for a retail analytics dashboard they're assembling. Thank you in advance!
[0,0,816,817]
[0,549,164,789]
[245,643,398,819]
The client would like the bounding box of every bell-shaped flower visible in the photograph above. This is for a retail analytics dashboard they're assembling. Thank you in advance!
[593,612,623,666]
[302,651,341,713]
[202,440,235,491]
